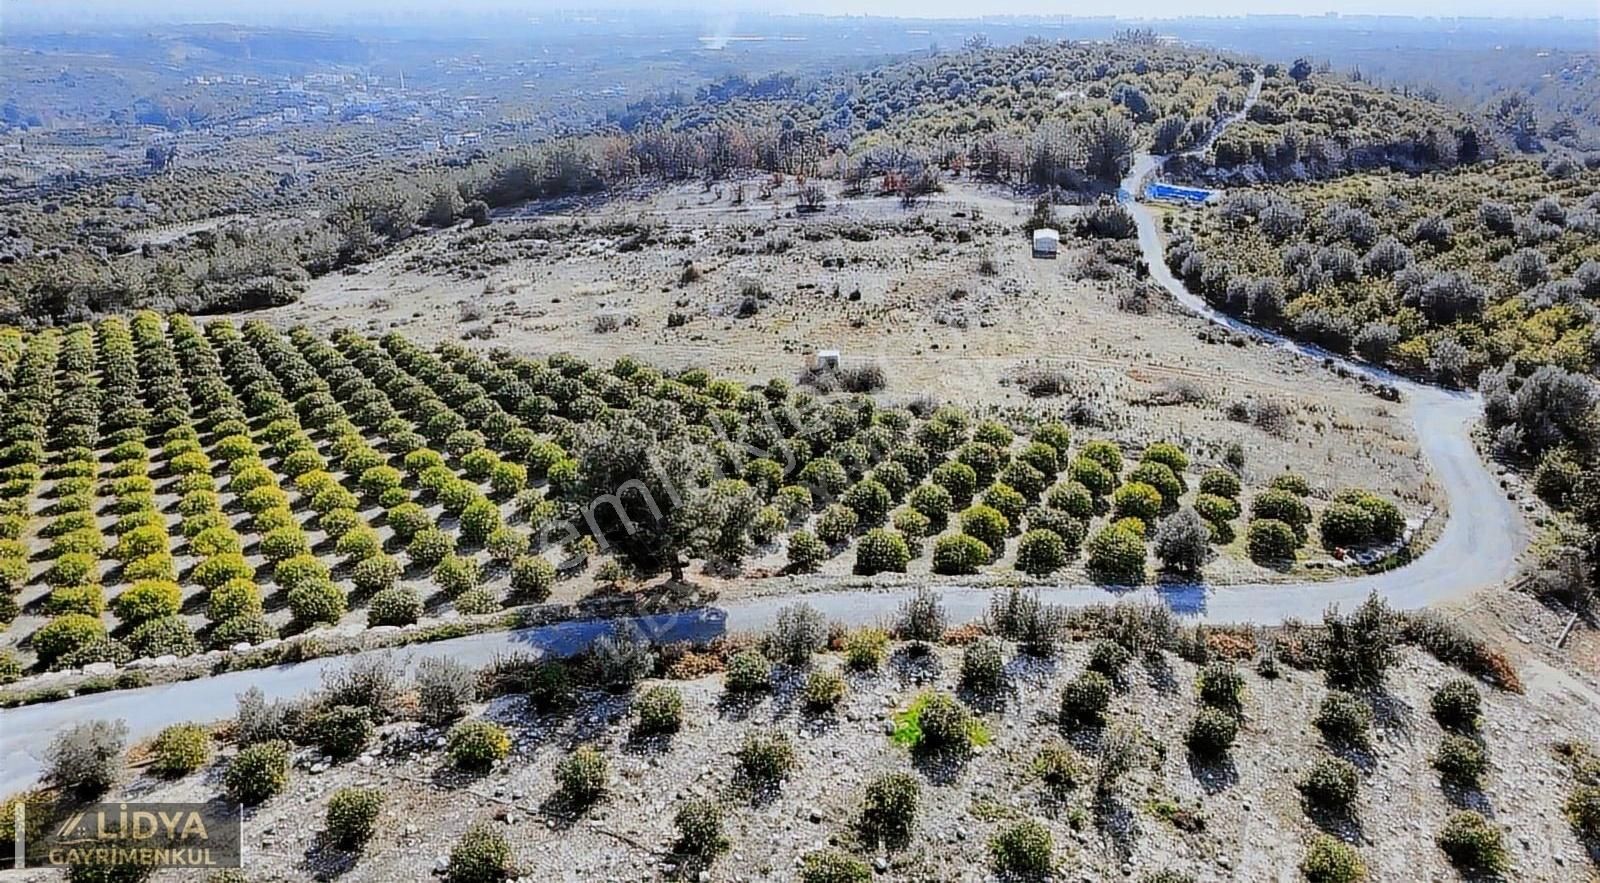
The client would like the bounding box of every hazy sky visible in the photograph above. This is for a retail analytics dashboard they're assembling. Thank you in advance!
[5,0,1598,21]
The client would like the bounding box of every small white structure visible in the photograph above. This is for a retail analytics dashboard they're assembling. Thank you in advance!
[811,350,841,372]
[1032,228,1060,259]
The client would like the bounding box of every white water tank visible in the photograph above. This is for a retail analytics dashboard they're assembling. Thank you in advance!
[1032,228,1059,258]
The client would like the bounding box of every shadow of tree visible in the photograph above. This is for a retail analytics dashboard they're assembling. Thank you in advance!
[910,747,970,787]
[300,835,359,881]
[1302,799,1365,844]
[715,689,765,723]
[1141,650,1178,694]
[890,645,942,687]
[1092,791,1138,865]
[1186,752,1239,795]
[1369,690,1416,745]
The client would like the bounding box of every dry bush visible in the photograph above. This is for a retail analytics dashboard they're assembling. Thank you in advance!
[1145,377,1208,406]
[1225,397,1295,436]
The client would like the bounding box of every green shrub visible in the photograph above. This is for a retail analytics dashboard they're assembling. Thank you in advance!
[111,580,181,625]
[0,649,21,684]
[844,627,889,670]
[724,650,772,693]
[325,787,383,850]
[1246,518,1299,563]
[853,527,910,575]
[47,584,104,617]
[984,480,1030,524]
[447,720,511,772]
[190,526,242,558]
[1300,834,1367,883]
[274,554,331,593]
[1319,501,1374,548]
[899,692,978,757]
[1299,756,1359,815]
[459,499,503,546]
[930,460,979,503]
[335,526,383,562]
[634,685,684,736]
[1032,743,1082,791]
[123,552,177,583]
[386,503,432,543]
[34,614,108,667]
[1193,492,1240,526]
[485,526,527,563]
[1314,691,1372,748]
[211,615,276,648]
[959,638,1007,695]
[307,705,373,760]
[1086,524,1146,584]
[509,555,556,602]
[841,479,892,526]
[58,636,132,668]
[931,533,991,575]
[113,525,166,562]
[815,503,859,545]
[802,669,847,711]
[857,774,921,844]
[1015,528,1067,575]
[1432,735,1488,789]
[251,506,296,535]
[446,821,511,883]
[225,741,290,805]
[1198,468,1241,499]
[407,527,455,567]
[907,482,954,528]
[1269,473,1311,496]
[1196,662,1244,715]
[798,849,870,883]
[352,554,403,595]
[434,554,481,597]
[367,586,422,626]
[774,484,814,521]
[672,799,727,858]
[1435,811,1507,876]
[193,553,252,590]
[1186,707,1239,759]
[786,530,826,573]
[1430,678,1482,733]
[1087,639,1132,680]
[555,745,610,804]
[1060,671,1113,728]
[288,579,347,625]
[260,527,311,563]
[1252,489,1311,532]
[959,503,1009,552]
[46,552,99,588]
[989,819,1053,877]
[1112,481,1163,523]
[149,724,213,777]
[1565,784,1600,841]
[735,732,796,785]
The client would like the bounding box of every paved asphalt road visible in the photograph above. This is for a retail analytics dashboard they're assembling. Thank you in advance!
[0,73,1528,795]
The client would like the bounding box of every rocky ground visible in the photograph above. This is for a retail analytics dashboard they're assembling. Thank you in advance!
[33,627,1600,882]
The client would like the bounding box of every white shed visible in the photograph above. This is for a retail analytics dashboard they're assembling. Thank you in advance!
[1032,228,1060,258]
[812,350,841,371]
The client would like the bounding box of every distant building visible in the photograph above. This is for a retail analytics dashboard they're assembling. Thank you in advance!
[811,350,841,372]
[1032,228,1060,259]
[1145,182,1217,205]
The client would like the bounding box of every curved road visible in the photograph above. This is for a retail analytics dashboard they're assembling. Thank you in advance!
[0,74,1528,795]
